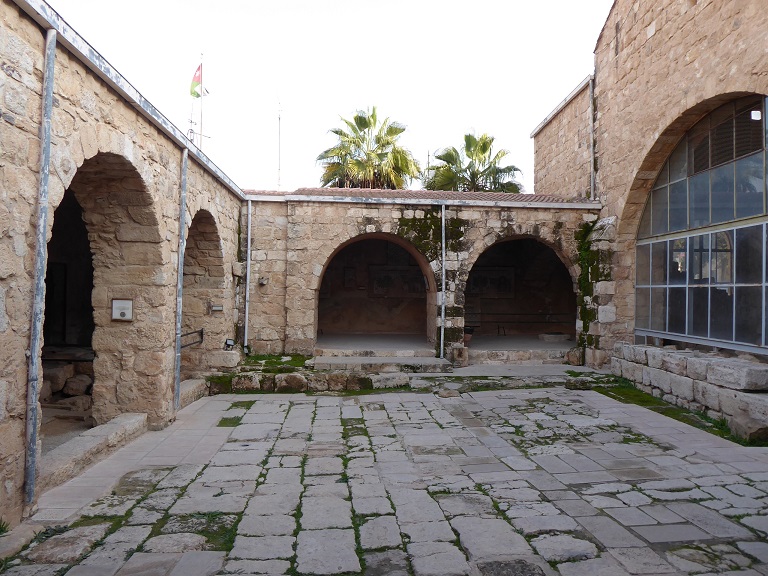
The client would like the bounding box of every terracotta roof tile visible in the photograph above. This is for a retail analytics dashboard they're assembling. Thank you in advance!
[244,188,590,203]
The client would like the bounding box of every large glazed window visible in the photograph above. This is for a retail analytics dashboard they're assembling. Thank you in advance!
[636,96,768,353]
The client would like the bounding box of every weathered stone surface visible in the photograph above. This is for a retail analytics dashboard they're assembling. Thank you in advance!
[143,533,208,553]
[296,529,360,575]
[707,359,768,391]
[24,524,111,564]
[63,374,92,396]
[274,372,308,392]
[408,541,471,576]
[44,363,75,393]
[231,373,260,392]
[364,549,410,576]
[451,517,531,560]
[530,534,598,562]
[476,560,548,576]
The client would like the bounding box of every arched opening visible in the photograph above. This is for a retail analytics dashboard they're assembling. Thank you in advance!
[464,238,576,349]
[41,152,172,435]
[634,95,768,354]
[41,188,95,450]
[181,210,228,377]
[317,235,436,352]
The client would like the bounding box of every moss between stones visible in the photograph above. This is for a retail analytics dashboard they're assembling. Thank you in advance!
[575,221,611,350]
[396,209,468,261]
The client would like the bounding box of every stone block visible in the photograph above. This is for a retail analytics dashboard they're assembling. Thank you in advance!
[370,373,409,389]
[45,362,75,393]
[610,357,621,377]
[613,341,624,359]
[40,380,53,403]
[307,373,328,392]
[693,380,720,412]
[686,356,712,381]
[619,359,643,383]
[232,373,261,392]
[669,374,694,401]
[567,347,585,366]
[274,373,307,393]
[57,395,92,411]
[645,348,663,369]
[643,366,672,394]
[452,345,469,368]
[707,359,768,391]
[63,374,93,396]
[623,344,648,365]
[206,351,240,369]
[327,373,348,392]
[660,351,688,376]
[727,414,768,442]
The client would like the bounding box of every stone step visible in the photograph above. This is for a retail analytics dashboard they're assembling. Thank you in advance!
[308,356,452,373]
[179,378,208,408]
[467,348,569,365]
[39,413,148,495]
[314,347,436,358]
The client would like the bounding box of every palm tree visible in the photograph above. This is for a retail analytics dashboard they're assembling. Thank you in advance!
[423,133,522,193]
[317,107,420,189]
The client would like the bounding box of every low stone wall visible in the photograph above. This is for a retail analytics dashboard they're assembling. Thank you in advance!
[612,343,768,440]
[210,370,411,395]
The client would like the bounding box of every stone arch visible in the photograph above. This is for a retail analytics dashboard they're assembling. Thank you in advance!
[180,209,229,376]
[462,236,577,339]
[45,151,175,427]
[316,232,438,340]
[615,92,767,337]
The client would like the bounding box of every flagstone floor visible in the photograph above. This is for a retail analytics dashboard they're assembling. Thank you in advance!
[5,387,768,575]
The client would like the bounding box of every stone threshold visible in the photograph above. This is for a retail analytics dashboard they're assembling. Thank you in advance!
[307,356,452,373]
[38,413,148,495]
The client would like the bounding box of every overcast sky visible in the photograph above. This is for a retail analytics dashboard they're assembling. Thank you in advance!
[45,0,614,194]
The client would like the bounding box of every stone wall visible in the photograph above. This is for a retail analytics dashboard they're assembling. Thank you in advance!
[0,0,243,526]
[613,343,768,440]
[245,195,601,357]
[532,80,592,198]
[591,0,768,350]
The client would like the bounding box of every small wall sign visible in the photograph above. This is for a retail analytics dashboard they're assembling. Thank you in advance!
[111,299,134,321]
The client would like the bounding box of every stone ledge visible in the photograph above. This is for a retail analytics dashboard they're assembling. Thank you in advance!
[38,413,148,494]
[613,343,768,440]
[180,379,208,409]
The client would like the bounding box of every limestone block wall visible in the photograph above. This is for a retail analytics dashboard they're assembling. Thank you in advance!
[0,0,243,525]
[245,196,601,357]
[590,0,768,350]
[613,343,768,440]
[533,81,592,198]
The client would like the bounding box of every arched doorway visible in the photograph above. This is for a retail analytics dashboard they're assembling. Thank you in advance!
[317,236,435,347]
[464,239,576,342]
[181,210,228,376]
[43,152,171,427]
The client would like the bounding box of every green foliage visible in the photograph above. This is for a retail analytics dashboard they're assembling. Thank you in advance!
[317,106,420,189]
[0,517,8,535]
[243,354,309,368]
[423,133,521,193]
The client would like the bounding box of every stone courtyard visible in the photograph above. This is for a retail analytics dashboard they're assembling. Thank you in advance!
[4,384,768,575]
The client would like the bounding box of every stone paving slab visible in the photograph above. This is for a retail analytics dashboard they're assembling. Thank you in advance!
[5,387,768,575]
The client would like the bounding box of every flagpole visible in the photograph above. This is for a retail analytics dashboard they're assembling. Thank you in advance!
[199,54,203,150]
[278,102,282,190]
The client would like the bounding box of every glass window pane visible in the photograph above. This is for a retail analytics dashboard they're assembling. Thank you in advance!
[651,242,668,285]
[652,186,669,234]
[669,140,687,182]
[638,202,652,238]
[712,231,733,284]
[689,119,710,175]
[711,164,735,223]
[689,171,710,228]
[669,180,687,231]
[668,239,687,285]
[650,288,667,331]
[711,117,734,166]
[735,225,762,284]
[689,234,710,285]
[636,288,650,330]
[655,162,669,187]
[735,102,763,159]
[735,286,762,344]
[688,287,709,336]
[735,152,764,218]
[636,244,651,285]
[668,288,686,334]
[710,286,734,340]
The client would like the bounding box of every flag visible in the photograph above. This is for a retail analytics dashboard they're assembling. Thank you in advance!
[190,64,202,98]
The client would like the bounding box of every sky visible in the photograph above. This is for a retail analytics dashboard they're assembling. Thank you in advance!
[45,0,615,194]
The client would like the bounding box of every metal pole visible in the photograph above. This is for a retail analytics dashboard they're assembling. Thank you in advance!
[440,203,446,359]
[244,200,252,346]
[589,75,596,200]
[173,148,189,410]
[25,28,57,505]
